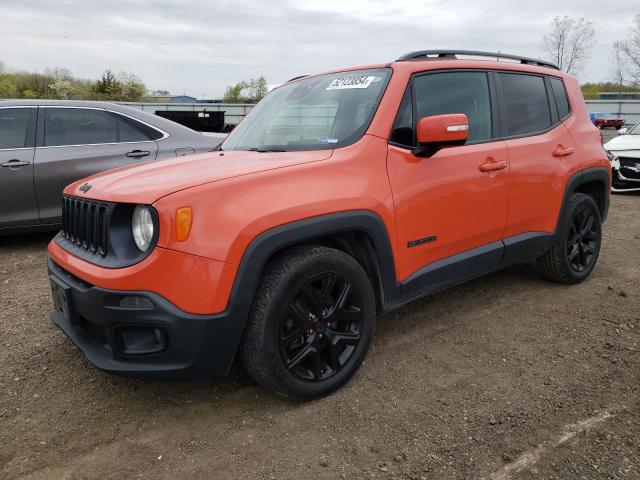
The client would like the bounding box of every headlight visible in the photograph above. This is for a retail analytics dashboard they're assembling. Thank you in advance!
[603,148,620,169]
[132,205,154,252]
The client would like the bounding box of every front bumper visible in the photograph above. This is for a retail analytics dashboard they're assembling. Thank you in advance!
[48,258,245,378]
[610,157,640,192]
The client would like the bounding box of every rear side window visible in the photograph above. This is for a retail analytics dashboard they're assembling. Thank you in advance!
[0,108,32,149]
[550,77,570,119]
[44,108,150,147]
[498,73,552,136]
[412,71,492,142]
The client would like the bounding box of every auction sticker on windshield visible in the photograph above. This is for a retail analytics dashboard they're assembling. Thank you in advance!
[326,76,377,90]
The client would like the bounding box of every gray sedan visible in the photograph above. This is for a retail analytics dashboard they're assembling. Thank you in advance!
[0,100,224,233]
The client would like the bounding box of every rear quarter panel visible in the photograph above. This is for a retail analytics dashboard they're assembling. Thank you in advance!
[562,75,611,177]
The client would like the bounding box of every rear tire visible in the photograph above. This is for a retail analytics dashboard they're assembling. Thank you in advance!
[240,246,376,400]
[536,193,602,284]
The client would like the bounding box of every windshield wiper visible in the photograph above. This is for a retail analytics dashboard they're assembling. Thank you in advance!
[248,147,287,153]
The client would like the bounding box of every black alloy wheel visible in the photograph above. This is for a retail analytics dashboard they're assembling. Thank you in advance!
[278,271,363,382]
[240,246,376,399]
[566,206,599,273]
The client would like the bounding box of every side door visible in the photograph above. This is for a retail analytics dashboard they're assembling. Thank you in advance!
[497,73,580,242]
[386,70,510,292]
[34,107,159,224]
[0,106,39,228]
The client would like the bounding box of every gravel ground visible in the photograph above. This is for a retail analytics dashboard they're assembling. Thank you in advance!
[0,193,638,480]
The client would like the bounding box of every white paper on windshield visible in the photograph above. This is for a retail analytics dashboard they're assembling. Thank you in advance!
[326,76,376,90]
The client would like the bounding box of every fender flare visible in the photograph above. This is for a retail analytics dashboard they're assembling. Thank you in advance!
[227,210,400,311]
[556,166,610,232]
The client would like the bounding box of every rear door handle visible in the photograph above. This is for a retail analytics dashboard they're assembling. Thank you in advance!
[479,160,508,172]
[552,146,575,157]
[125,150,151,158]
[0,159,30,168]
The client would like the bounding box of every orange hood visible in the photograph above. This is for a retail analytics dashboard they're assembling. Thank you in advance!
[64,149,334,204]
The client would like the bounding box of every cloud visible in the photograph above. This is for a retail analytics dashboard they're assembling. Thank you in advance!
[0,0,637,97]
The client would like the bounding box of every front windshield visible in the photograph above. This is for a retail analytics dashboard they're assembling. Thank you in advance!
[221,68,391,152]
[628,123,640,135]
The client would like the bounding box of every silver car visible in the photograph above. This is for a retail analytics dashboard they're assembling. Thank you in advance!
[0,100,224,233]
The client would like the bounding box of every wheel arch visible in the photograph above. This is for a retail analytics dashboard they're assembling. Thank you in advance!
[558,167,610,231]
[228,211,400,319]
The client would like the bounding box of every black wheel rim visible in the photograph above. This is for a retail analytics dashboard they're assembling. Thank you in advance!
[567,207,599,273]
[278,271,363,382]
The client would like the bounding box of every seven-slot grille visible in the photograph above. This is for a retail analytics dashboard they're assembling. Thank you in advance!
[62,196,110,256]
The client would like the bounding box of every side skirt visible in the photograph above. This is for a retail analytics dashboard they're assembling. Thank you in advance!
[396,232,553,309]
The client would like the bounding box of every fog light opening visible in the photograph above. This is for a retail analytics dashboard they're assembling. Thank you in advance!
[116,325,167,355]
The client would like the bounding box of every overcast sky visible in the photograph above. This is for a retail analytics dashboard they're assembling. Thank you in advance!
[0,0,637,98]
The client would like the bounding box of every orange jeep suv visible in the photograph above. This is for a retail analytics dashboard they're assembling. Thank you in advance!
[48,51,610,399]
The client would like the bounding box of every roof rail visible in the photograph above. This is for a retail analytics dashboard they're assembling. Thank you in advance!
[287,75,309,83]
[396,50,559,70]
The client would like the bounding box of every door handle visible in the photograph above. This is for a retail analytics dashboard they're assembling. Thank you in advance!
[479,160,508,172]
[552,146,575,157]
[0,159,30,168]
[125,150,151,158]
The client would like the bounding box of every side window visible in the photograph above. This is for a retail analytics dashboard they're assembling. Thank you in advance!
[0,108,32,149]
[550,77,570,120]
[43,109,150,146]
[498,73,552,136]
[390,88,413,146]
[412,71,492,142]
[112,113,162,140]
[45,108,118,146]
[116,117,151,142]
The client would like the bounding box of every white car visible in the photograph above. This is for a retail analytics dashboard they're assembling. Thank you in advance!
[603,123,640,192]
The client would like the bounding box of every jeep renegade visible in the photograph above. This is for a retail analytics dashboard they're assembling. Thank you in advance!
[48,50,611,399]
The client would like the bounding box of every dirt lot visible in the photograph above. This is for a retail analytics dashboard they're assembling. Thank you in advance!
[1,194,638,480]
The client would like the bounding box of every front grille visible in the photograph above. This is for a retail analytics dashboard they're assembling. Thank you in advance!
[619,157,640,180]
[62,196,111,256]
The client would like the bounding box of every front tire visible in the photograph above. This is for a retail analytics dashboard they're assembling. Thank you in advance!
[536,193,602,284]
[240,246,376,400]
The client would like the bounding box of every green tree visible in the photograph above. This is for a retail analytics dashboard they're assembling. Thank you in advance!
[96,69,119,99]
[222,76,268,103]
[0,78,18,98]
[117,72,147,101]
[21,89,40,99]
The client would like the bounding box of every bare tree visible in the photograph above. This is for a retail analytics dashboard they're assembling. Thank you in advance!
[541,16,595,75]
[615,14,640,86]
[611,42,629,89]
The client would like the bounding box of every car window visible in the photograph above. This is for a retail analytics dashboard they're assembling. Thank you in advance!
[390,88,413,146]
[550,77,570,119]
[261,102,339,147]
[0,108,32,149]
[117,118,151,142]
[412,71,492,142]
[44,108,149,147]
[222,68,391,152]
[498,73,552,136]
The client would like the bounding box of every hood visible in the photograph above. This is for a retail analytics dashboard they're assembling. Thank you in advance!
[604,134,640,155]
[65,149,333,204]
